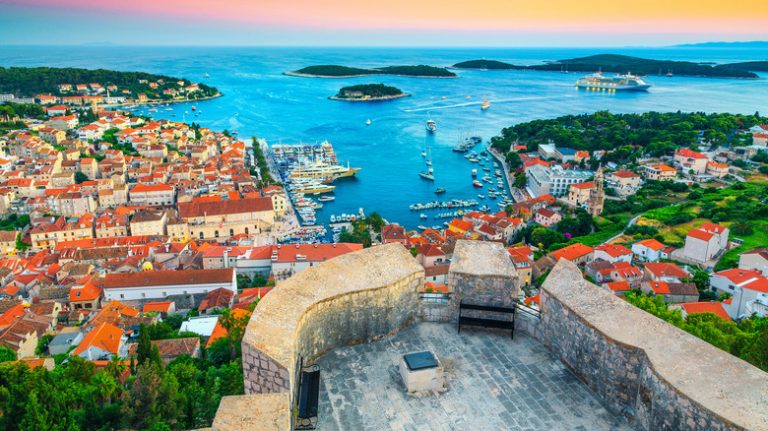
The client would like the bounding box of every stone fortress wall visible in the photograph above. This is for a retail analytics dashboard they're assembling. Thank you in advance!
[538,259,768,431]
[207,241,768,431]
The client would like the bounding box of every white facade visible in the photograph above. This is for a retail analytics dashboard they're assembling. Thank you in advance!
[103,276,236,301]
[682,235,719,263]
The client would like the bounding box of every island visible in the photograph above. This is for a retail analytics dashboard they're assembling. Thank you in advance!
[452,59,523,70]
[452,54,762,78]
[0,66,221,107]
[286,64,456,78]
[329,83,409,102]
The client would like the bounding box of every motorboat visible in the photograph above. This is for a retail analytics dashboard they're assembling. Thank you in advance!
[426,119,437,133]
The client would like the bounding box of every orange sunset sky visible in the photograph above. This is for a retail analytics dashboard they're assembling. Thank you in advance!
[1,0,767,45]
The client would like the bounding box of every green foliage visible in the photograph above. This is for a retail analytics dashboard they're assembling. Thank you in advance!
[0,214,30,231]
[556,209,594,237]
[292,64,456,77]
[512,172,526,188]
[0,103,46,121]
[0,346,16,362]
[0,66,219,99]
[35,334,54,356]
[527,226,565,250]
[335,83,404,99]
[453,60,521,70]
[137,323,152,366]
[339,219,373,247]
[489,111,765,163]
[74,171,88,184]
[251,137,275,185]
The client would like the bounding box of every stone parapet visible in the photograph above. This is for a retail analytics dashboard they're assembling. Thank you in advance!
[215,244,424,431]
[448,240,520,312]
[540,259,768,431]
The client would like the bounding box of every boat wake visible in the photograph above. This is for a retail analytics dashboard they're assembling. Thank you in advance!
[403,95,563,113]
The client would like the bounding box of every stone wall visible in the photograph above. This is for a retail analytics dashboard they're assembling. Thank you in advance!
[210,244,425,431]
[447,240,520,314]
[539,259,768,431]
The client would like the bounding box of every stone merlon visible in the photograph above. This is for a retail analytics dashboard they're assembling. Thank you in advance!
[450,240,517,277]
[541,259,768,431]
[242,243,424,368]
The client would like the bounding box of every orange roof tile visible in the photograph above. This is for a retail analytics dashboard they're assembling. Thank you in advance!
[550,243,594,262]
[681,302,730,320]
[72,323,123,356]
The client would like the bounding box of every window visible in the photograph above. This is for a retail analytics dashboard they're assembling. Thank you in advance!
[120,294,124,299]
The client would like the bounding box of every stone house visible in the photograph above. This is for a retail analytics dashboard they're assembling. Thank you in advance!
[641,281,699,303]
[739,248,768,275]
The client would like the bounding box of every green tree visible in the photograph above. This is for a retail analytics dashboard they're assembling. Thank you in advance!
[73,171,88,184]
[0,346,16,362]
[137,323,152,366]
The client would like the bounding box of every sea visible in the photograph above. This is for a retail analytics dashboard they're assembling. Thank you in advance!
[2,46,767,229]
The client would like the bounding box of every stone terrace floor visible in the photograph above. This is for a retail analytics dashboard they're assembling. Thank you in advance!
[315,322,632,431]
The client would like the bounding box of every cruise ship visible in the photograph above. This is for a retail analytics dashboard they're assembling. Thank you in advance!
[575,72,652,92]
[288,161,361,182]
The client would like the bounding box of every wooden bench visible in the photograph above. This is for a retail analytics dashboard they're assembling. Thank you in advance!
[295,364,320,430]
[457,301,516,339]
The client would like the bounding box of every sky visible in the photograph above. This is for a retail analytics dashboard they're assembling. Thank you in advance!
[1,0,767,46]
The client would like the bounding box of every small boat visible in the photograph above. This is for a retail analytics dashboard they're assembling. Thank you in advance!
[477,194,485,199]
[422,150,427,158]
[481,100,490,111]
[420,214,428,219]
[426,119,437,133]
[318,196,335,202]
[471,169,477,177]
[204,72,210,78]
[473,180,483,188]
[191,106,197,111]
[418,225,428,231]
[468,158,479,163]
[434,187,446,194]
[419,168,435,181]
[426,160,432,167]
[330,215,337,223]
[366,119,372,125]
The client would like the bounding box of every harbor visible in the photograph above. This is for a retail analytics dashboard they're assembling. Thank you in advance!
[84,46,768,231]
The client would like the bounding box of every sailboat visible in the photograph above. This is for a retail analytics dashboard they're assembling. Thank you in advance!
[419,145,435,181]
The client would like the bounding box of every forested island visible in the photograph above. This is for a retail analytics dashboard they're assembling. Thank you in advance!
[453,54,763,78]
[0,66,220,103]
[490,111,766,164]
[330,83,409,101]
[286,64,456,78]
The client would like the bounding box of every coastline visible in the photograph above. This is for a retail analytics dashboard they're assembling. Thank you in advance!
[102,92,223,109]
[329,93,411,102]
[284,71,457,79]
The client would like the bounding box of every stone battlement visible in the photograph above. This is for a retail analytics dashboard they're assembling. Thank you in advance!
[207,244,768,431]
[540,259,768,431]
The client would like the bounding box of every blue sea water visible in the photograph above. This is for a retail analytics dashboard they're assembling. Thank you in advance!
[2,46,767,229]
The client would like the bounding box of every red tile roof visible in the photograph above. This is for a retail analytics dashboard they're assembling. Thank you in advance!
[72,323,123,356]
[681,302,730,321]
[69,282,102,303]
[687,228,714,241]
[198,288,234,312]
[143,301,174,313]
[676,148,707,159]
[634,238,666,251]
[644,262,689,280]
[743,277,768,293]
[595,243,632,258]
[605,281,631,292]
[100,268,233,289]
[550,243,594,262]
[130,183,174,193]
[178,197,273,218]
[612,169,639,178]
[714,268,762,285]
[273,243,362,263]
[700,222,726,235]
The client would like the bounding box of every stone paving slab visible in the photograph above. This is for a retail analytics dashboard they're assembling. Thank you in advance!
[316,323,631,431]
